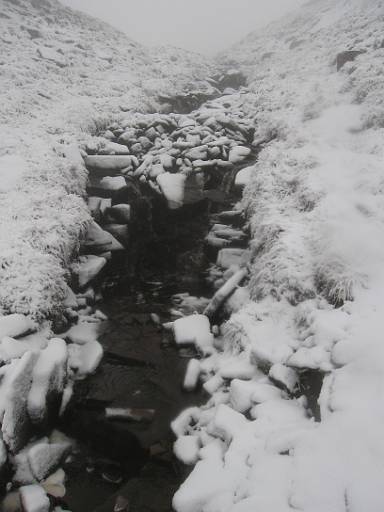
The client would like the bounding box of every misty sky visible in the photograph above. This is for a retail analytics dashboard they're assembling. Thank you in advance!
[60,0,305,55]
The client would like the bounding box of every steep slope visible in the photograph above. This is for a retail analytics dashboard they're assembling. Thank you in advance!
[172,1,384,511]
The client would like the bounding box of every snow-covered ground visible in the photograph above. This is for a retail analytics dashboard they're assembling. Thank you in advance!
[2,0,384,509]
[172,1,384,511]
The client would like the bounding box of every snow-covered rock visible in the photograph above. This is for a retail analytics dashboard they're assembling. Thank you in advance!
[19,484,49,512]
[0,314,36,340]
[173,315,214,355]
[156,172,186,209]
[68,340,103,378]
[27,339,68,425]
[76,255,107,288]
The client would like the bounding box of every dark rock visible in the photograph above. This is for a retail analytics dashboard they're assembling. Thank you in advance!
[336,50,364,71]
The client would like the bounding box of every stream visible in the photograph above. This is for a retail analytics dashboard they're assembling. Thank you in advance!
[60,162,250,512]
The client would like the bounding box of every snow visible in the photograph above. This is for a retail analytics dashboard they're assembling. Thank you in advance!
[1,352,36,452]
[173,315,214,355]
[0,314,36,340]
[68,340,103,378]
[174,436,200,465]
[183,359,201,392]
[0,155,28,193]
[27,338,68,424]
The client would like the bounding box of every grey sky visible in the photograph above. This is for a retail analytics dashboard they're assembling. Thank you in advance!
[60,0,305,55]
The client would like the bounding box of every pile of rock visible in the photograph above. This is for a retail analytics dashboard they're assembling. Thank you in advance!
[83,93,255,212]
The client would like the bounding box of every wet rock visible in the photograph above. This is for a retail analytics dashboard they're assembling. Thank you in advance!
[105,204,132,223]
[1,490,22,512]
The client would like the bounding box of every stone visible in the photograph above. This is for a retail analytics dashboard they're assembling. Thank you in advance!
[336,50,364,71]
[82,221,123,253]
[103,224,129,246]
[105,204,131,223]
[269,364,299,393]
[84,155,135,175]
[183,359,201,392]
[156,172,186,209]
[27,338,68,425]
[217,248,250,269]
[28,441,70,481]
[105,407,155,423]
[2,352,37,453]
[228,146,251,164]
[76,255,107,288]
[19,485,49,512]
[235,165,255,188]
[68,340,103,378]
[99,142,130,155]
[173,315,213,355]
[99,176,127,192]
[0,314,36,340]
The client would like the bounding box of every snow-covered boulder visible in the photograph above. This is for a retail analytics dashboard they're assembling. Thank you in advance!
[174,436,200,465]
[68,340,103,379]
[27,339,68,425]
[228,146,251,164]
[84,155,135,175]
[0,314,36,340]
[19,484,49,512]
[234,164,255,188]
[1,352,36,452]
[65,321,100,345]
[28,441,70,481]
[173,315,214,355]
[0,155,28,193]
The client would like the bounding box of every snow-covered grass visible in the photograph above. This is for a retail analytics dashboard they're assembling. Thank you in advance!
[0,0,214,320]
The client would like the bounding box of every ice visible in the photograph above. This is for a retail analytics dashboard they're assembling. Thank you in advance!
[27,339,68,425]
[19,485,49,512]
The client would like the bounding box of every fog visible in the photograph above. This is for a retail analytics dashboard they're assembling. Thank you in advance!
[60,0,305,55]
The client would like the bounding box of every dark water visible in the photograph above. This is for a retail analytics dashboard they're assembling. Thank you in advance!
[61,194,235,512]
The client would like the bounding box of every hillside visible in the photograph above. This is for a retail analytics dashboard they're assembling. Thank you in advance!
[171,1,384,511]
[0,0,215,320]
